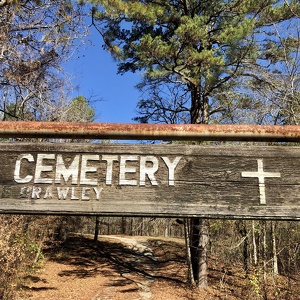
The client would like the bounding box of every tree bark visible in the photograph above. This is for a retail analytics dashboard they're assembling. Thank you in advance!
[189,90,210,288]
[238,221,249,276]
[190,218,209,287]
[262,221,268,298]
[252,220,258,266]
[94,216,100,242]
[184,218,195,285]
[271,221,279,276]
[121,217,126,235]
[197,219,209,287]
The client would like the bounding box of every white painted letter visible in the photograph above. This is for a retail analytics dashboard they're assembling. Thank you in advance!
[81,187,90,201]
[55,155,79,184]
[20,186,31,198]
[161,156,182,186]
[31,186,42,199]
[34,154,55,184]
[102,155,118,185]
[119,155,138,185]
[93,187,103,200]
[14,154,34,183]
[140,156,158,186]
[57,187,69,200]
[71,187,79,200]
[80,155,100,185]
[43,187,53,199]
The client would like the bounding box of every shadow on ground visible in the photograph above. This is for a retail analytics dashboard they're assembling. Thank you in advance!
[45,235,187,285]
[18,234,300,299]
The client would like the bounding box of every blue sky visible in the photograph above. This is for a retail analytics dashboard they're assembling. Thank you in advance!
[66,28,141,123]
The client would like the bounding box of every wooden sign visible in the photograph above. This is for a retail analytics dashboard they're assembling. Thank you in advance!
[0,142,299,220]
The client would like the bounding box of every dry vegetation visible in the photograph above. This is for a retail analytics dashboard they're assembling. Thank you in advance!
[0,216,298,300]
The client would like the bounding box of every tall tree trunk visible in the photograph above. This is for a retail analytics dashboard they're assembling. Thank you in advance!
[94,216,100,242]
[140,217,144,235]
[271,221,278,276]
[252,220,258,266]
[184,218,195,285]
[189,90,210,288]
[262,221,268,299]
[190,217,200,281]
[238,221,249,276]
[164,218,170,237]
[121,217,126,235]
[130,218,133,236]
[190,86,201,124]
[190,218,209,287]
[197,219,209,287]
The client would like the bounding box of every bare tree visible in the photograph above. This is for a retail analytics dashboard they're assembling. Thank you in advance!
[234,20,300,125]
[0,3,92,299]
[0,0,88,121]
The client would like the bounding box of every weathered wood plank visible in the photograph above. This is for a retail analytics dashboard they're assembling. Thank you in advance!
[0,142,299,219]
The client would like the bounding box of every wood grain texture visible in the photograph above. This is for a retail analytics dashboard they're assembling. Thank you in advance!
[0,142,299,219]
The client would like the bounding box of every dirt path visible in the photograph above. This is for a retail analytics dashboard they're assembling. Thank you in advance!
[16,234,296,300]
[91,236,156,300]
[18,235,206,300]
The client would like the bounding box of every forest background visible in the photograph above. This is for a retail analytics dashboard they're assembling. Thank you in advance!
[0,0,300,299]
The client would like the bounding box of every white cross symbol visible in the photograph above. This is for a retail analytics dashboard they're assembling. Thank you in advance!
[241,159,281,205]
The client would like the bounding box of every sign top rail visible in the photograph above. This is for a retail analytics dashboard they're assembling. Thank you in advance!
[0,121,300,142]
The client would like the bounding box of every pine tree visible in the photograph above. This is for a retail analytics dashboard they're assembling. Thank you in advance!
[89,0,300,287]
